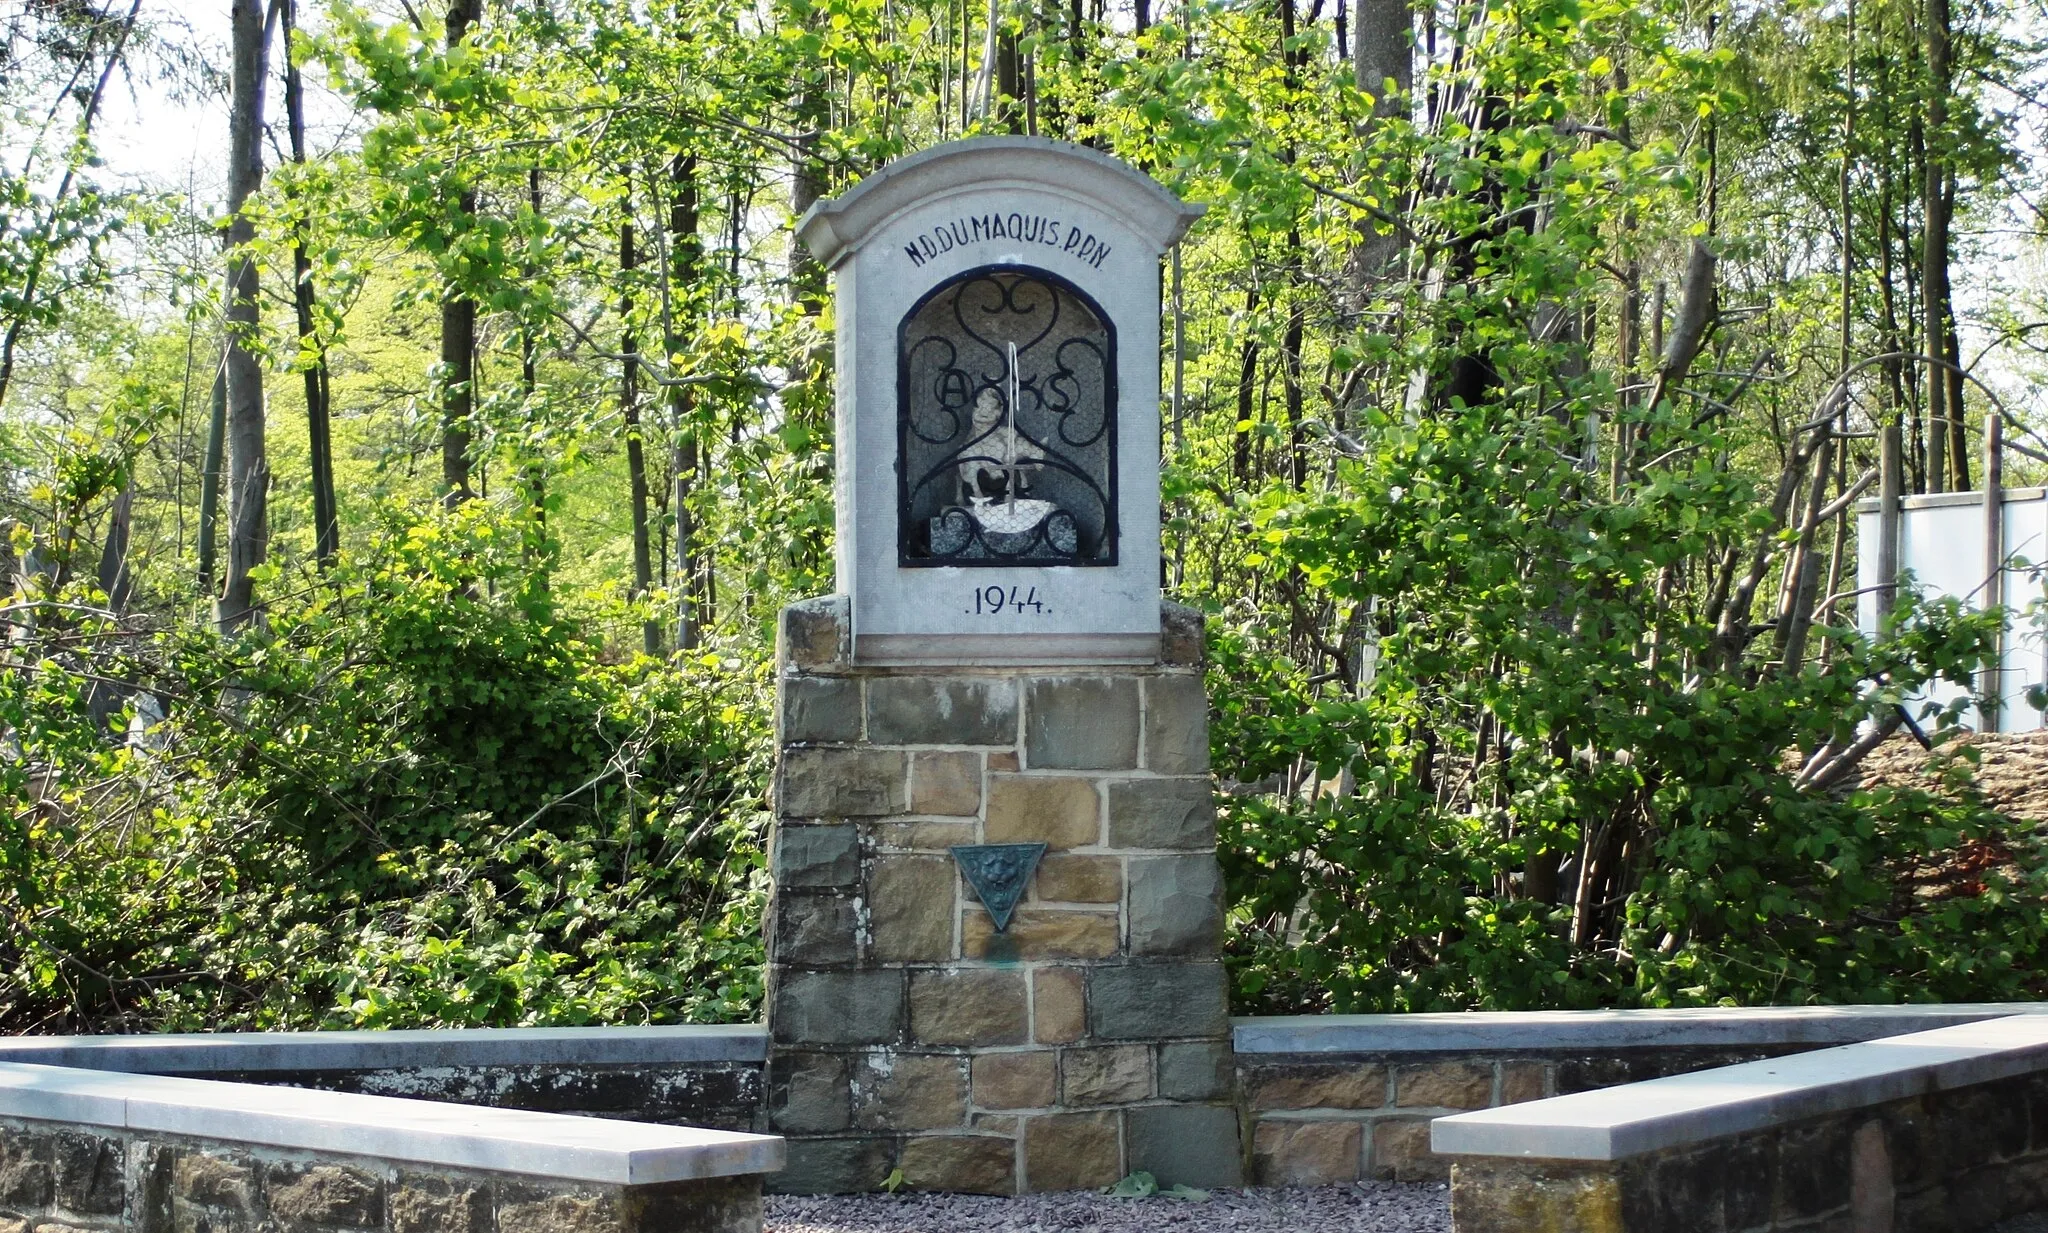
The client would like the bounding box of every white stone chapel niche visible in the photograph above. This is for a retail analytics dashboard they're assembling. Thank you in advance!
[798,138,1202,665]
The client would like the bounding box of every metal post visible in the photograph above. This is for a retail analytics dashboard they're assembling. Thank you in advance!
[1983,413,2004,732]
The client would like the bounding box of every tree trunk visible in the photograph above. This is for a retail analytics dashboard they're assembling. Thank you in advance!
[283,0,338,564]
[521,167,548,556]
[197,356,226,597]
[670,154,703,650]
[218,0,270,633]
[1921,0,1951,493]
[440,0,481,509]
[620,221,659,656]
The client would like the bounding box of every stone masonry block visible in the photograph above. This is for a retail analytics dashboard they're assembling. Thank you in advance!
[1088,963,1228,1040]
[1127,1104,1243,1189]
[989,751,1021,771]
[1370,1118,1445,1181]
[0,1220,23,1233]
[781,676,862,743]
[50,1132,121,1215]
[389,1174,491,1233]
[984,775,1100,849]
[769,1139,897,1196]
[1245,1062,1389,1110]
[910,751,982,816]
[869,677,1018,746]
[498,1191,619,1233]
[770,1051,852,1133]
[264,1163,383,1227]
[964,909,1118,961]
[877,820,977,850]
[1127,855,1223,956]
[1107,778,1215,850]
[1448,1161,1624,1232]
[780,747,908,818]
[1395,1061,1494,1109]
[869,855,956,963]
[1023,1113,1122,1192]
[774,893,858,966]
[854,1053,968,1131]
[1033,968,1086,1044]
[973,1052,1058,1110]
[174,1152,255,1211]
[1158,1041,1234,1101]
[0,1132,52,1208]
[1143,675,1209,774]
[1160,602,1205,666]
[1025,677,1139,770]
[772,970,905,1046]
[623,1178,764,1233]
[773,823,861,889]
[1500,1062,1547,1105]
[1034,854,1121,903]
[1253,1120,1362,1186]
[899,1135,1017,1196]
[911,969,1029,1046]
[1061,1045,1152,1105]
[780,595,849,670]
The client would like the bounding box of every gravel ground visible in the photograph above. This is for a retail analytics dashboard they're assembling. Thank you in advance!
[767,1181,1451,1232]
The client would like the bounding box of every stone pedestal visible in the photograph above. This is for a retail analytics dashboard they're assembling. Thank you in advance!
[764,596,1240,1195]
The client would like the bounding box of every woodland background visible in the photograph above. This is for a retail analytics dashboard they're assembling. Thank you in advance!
[3,0,2047,1031]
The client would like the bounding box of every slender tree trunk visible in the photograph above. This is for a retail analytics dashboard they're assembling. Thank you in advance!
[1922,0,1951,493]
[440,0,481,508]
[197,356,226,597]
[218,0,271,633]
[1233,282,1260,485]
[95,486,133,612]
[670,154,703,650]
[620,222,659,656]
[283,0,338,564]
[521,168,548,559]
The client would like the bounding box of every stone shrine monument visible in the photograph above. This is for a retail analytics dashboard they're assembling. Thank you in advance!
[767,137,1235,1195]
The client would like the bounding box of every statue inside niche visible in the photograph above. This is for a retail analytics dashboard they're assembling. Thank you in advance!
[929,386,1078,559]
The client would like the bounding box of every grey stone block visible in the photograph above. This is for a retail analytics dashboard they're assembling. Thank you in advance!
[779,748,908,817]
[51,1132,121,1215]
[769,1052,852,1133]
[1025,677,1139,770]
[867,677,1017,746]
[773,825,860,889]
[1144,675,1209,773]
[1126,1104,1243,1189]
[1128,855,1223,955]
[774,893,859,966]
[1160,602,1205,666]
[771,970,905,1046]
[1107,778,1215,850]
[780,596,850,670]
[781,677,862,744]
[1088,963,1229,1040]
[767,1138,898,1195]
[1158,1041,1234,1101]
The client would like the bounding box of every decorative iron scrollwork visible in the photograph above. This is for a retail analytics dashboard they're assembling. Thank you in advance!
[897,265,1117,567]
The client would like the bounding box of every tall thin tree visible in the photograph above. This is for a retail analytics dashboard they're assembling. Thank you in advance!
[440,0,481,508]
[218,0,271,632]
[283,0,338,564]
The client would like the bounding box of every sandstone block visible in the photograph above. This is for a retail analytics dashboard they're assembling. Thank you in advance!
[1245,1062,1388,1110]
[1370,1118,1444,1181]
[964,909,1118,961]
[1448,1161,1625,1231]
[1396,1060,1494,1109]
[1253,1120,1362,1186]
[854,1053,968,1131]
[869,855,956,963]
[870,678,1018,745]
[973,1052,1058,1109]
[1087,962,1228,1040]
[910,968,1028,1046]
[773,824,860,888]
[1127,1104,1243,1189]
[265,1164,382,1227]
[774,893,858,966]
[771,970,904,1046]
[770,1052,851,1133]
[1160,602,1205,666]
[1033,968,1086,1044]
[498,1192,618,1233]
[780,596,849,670]
[988,751,1021,771]
[1061,1045,1152,1105]
[1024,678,1139,770]
[984,775,1100,849]
[174,1152,254,1211]
[768,1139,897,1196]
[0,1219,25,1233]
[1127,855,1222,955]
[51,1133,121,1215]
[1035,854,1121,903]
[876,819,976,850]
[389,1175,490,1233]
[1499,1062,1547,1105]
[779,748,908,818]
[1143,675,1209,773]
[1106,778,1215,850]
[1023,1113,1121,1192]
[899,1135,1017,1196]
[781,676,861,743]
[910,751,982,815]
[1158,1041,1234,1101]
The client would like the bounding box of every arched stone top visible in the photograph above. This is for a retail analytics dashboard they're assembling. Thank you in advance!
[796,137,1204,271]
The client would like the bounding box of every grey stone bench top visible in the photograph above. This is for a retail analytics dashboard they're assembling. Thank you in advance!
[0,1062,783,1185]
[1232,1002,2048,1054]
[1430,1013,2048,1162]
[0,1024,769,1073]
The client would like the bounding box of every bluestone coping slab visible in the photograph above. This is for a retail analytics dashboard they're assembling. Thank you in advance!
[1430,1013,2048,1161]
[0,1061,784,1184]
[0,1024,769,1074]
[1233,1002,2048,1055]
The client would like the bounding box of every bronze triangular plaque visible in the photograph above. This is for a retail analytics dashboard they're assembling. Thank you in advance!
[950,842,1046,933]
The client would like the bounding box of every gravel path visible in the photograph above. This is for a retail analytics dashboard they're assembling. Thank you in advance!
[767,1181,1451,1232]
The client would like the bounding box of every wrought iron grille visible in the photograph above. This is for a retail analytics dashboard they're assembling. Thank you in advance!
[897,266,1117,567]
